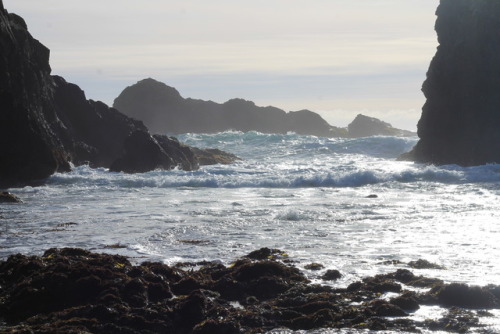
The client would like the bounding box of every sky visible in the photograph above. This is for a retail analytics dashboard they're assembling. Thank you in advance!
[4,0,439,131]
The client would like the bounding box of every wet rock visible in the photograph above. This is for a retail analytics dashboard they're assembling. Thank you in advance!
[232,260,305,283]
[321,269,342,281]
[362,277,402,293]
[424,307,480,333]
[432,283,498,308]
[304,263,324,271]
[174,290,210,329]
[369,300,408,317]
[0,247,497,334]
[192,319,240,334]
[173,276,206,296]
[191,147,241,166]
[285,308,336,330]
[109,131,187,173]
[408,258,445,270]
[0,191,22,203]
[245,247,287,260]
[390,292,420,312]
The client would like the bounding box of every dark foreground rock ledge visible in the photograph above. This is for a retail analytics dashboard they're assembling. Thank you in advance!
[404,0,500,166]
[0,248,498,333]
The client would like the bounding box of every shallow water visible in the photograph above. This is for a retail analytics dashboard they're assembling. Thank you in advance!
[1,132,499,331]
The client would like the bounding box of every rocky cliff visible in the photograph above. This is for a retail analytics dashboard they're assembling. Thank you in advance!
[0,2,235,187]
[405,0,500,166]
[0,2,71,186]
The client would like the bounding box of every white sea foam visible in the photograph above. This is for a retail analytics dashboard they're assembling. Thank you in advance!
[1,132,500,331]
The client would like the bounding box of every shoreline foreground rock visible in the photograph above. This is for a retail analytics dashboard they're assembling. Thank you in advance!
[404,0,500,166]
[0,247,498,333]
[113,78,415,138]
[0,1,237,188]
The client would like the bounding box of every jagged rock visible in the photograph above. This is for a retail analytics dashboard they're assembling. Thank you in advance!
[115,79,416,138]
[0,191,22,203]
[0,3,238,186]
[1,248,498,333]
[348,114,415,138]
[191,147,240,166]
[408,258,445,270]
[0,3,71,187]
[404,0,500,166]
[51,76,152,168]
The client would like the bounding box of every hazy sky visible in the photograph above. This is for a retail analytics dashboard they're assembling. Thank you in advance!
[5,0,439,130]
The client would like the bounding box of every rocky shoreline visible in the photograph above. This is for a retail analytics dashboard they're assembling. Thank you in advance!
[0,248,498,333]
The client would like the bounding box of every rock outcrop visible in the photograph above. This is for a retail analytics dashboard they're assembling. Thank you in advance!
[114,78,415,138]
[114,78,347,137]
[0,2,236,187]
[347,114,415,138]
[0,248,498,333]
[405,0,500,166]
[0,191,22,203]
[0,3,71,187]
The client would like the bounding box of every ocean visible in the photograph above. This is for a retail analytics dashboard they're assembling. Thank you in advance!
[1,131,500,332]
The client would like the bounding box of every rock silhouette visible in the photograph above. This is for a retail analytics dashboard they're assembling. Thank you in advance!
[0,2,236,187]
[405,0,500,166]
[114,78,415,138]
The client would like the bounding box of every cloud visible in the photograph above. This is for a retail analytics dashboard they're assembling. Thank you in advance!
[4,0,439,130]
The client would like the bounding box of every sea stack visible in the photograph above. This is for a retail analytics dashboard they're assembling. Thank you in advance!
[406,0,500,166]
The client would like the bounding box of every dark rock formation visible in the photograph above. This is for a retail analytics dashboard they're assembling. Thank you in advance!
[1,247,497,333]
[114,78,414,138]
[405,0,500,166]
[109,131,197,173]
[190,148,240,166]
[0,3,71,187]
[0,191,22,203]
[321,269,342,281]
[0,3,236,187]
[113,78,346,137]
[347,114,415,138]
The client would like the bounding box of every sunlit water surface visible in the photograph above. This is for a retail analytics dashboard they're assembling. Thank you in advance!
[1,132,500,332]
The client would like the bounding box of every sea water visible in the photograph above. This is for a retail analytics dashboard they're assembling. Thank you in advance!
[1,131,500,332]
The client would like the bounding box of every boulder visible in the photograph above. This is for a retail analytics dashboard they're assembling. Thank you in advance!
[321,269,342,281]
[432,283,498,308]
[0,191,22,203]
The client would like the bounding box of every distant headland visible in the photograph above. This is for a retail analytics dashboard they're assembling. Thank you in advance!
[113,78,416,139]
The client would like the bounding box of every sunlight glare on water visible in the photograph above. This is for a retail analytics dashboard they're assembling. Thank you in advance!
[1,132,500,331]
